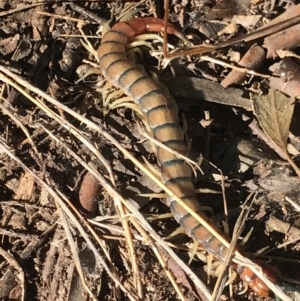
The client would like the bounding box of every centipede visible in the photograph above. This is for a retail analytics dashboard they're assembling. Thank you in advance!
[97,17,282,297]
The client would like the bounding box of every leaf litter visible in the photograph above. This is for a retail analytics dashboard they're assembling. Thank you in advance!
[0,1,299,301]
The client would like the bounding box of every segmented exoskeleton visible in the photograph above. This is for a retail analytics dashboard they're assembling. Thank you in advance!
[98,17,281,296]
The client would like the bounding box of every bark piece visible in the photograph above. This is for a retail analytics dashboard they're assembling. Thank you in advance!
[221,45,265,87]
[263,24,300,58]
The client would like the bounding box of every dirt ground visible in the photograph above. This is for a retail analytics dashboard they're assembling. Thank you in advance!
[0,1,300,300]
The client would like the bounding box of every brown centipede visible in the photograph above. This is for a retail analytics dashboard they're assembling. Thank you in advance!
[97,17,282,297]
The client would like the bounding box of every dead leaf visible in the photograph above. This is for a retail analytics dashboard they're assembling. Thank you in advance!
[232,14,261,28]
[269,58,300,98]
[253,90,293,150]
[253,90,300,177]
[14,172,35,201]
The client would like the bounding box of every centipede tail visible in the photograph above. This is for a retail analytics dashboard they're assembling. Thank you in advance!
[98,17,281,296]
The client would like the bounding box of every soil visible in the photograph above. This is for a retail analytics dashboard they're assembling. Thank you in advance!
[0,1,299,301]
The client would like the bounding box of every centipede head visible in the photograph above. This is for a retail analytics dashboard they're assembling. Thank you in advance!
[238,259,282,297]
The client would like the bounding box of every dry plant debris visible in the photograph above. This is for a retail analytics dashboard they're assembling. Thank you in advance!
[0,1,299,301]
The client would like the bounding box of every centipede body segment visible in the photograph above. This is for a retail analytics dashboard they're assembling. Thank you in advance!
[98,17,281,297]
